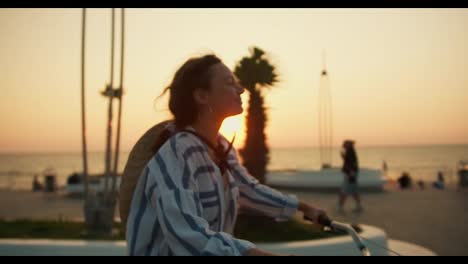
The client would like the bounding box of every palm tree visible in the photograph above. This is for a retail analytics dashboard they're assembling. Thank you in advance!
[103,8,116,198]
[111,8,125,197]
[82,8,124,236]
[234,47,278,184]
[81,9,89,199]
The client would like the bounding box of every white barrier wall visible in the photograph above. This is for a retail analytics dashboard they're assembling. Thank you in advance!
[0,225,435,256]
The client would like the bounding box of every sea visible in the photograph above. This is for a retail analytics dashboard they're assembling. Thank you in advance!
[1,145,467,190]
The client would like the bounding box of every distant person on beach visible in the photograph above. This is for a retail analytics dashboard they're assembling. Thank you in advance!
[398,172,412,189]
[382,160,388,173]
[32,175,43,192]
[417,180,425,190]
[338,140,363,213]
[433,171,445,190]
[122,54,329,256]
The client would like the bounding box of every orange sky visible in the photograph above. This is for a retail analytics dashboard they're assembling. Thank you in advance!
[0,8,467,153]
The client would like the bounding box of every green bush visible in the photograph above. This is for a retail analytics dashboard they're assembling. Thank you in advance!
[234,215,343,242]
[0,219,124,240]
[0,216,345,243]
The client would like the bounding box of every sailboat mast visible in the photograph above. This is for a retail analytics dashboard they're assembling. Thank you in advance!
[318,49,333,169]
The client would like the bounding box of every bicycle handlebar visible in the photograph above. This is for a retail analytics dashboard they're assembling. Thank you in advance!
[303,215,371,256]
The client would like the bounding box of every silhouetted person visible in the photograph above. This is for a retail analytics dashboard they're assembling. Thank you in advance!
[123,54,329,256]
[338,140,362,213]
[398,172,412,189]
[32,175,43,192]
[433,171,445,190]
[67,172,81,184]
[382,160,388,173]
[417,180,425,190]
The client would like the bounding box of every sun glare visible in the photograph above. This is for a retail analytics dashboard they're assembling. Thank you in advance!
[220,115,244,147]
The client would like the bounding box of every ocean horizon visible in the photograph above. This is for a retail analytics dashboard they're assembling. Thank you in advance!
[1,144,467,190]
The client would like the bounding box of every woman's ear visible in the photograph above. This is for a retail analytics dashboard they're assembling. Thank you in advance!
[193,88,209,105]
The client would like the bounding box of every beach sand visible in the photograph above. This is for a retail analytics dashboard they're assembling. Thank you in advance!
[1,184,467,256]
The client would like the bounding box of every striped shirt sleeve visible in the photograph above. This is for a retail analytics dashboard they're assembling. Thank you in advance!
[145,133,256,256]
[226,147,299,222]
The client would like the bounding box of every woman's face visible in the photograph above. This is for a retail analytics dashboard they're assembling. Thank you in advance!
[205,63,245,118]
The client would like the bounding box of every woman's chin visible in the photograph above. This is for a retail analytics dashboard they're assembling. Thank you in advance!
[224,108,243,118]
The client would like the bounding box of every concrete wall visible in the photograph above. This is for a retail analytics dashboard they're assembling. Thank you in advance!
[0,224,434,256]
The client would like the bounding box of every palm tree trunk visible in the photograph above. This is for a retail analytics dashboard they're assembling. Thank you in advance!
[103,9,115,196]
[241,89,269,184]
[111,8,125,195]
[104,92,114,195]
[81,8,89,198]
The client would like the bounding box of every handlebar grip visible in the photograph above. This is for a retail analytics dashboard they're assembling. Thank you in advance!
[303,215,332,227]
[317,215,332,227]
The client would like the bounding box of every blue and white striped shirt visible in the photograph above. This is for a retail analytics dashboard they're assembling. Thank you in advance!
[126,127,299,256]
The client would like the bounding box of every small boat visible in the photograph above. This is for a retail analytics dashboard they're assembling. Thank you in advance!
[66,172,122,197]
[266,167,388,192]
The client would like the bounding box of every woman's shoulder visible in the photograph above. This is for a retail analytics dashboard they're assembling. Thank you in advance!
[157,130,207,157]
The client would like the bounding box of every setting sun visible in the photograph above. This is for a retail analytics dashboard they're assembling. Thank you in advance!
[220,115,245,148]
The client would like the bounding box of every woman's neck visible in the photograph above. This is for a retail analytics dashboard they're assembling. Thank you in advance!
[191,116,223,147]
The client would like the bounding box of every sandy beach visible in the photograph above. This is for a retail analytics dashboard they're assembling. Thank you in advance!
[1,184,467,256]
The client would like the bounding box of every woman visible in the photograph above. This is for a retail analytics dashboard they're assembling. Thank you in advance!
[125,54,329,256]
[338,140,363,213]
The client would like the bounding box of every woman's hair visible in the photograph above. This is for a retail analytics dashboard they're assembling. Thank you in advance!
[161,54,222,129]
[152,54,222,154]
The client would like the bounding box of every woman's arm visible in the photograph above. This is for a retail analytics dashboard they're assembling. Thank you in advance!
[230,161,299,221]
[226,146,329,224]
